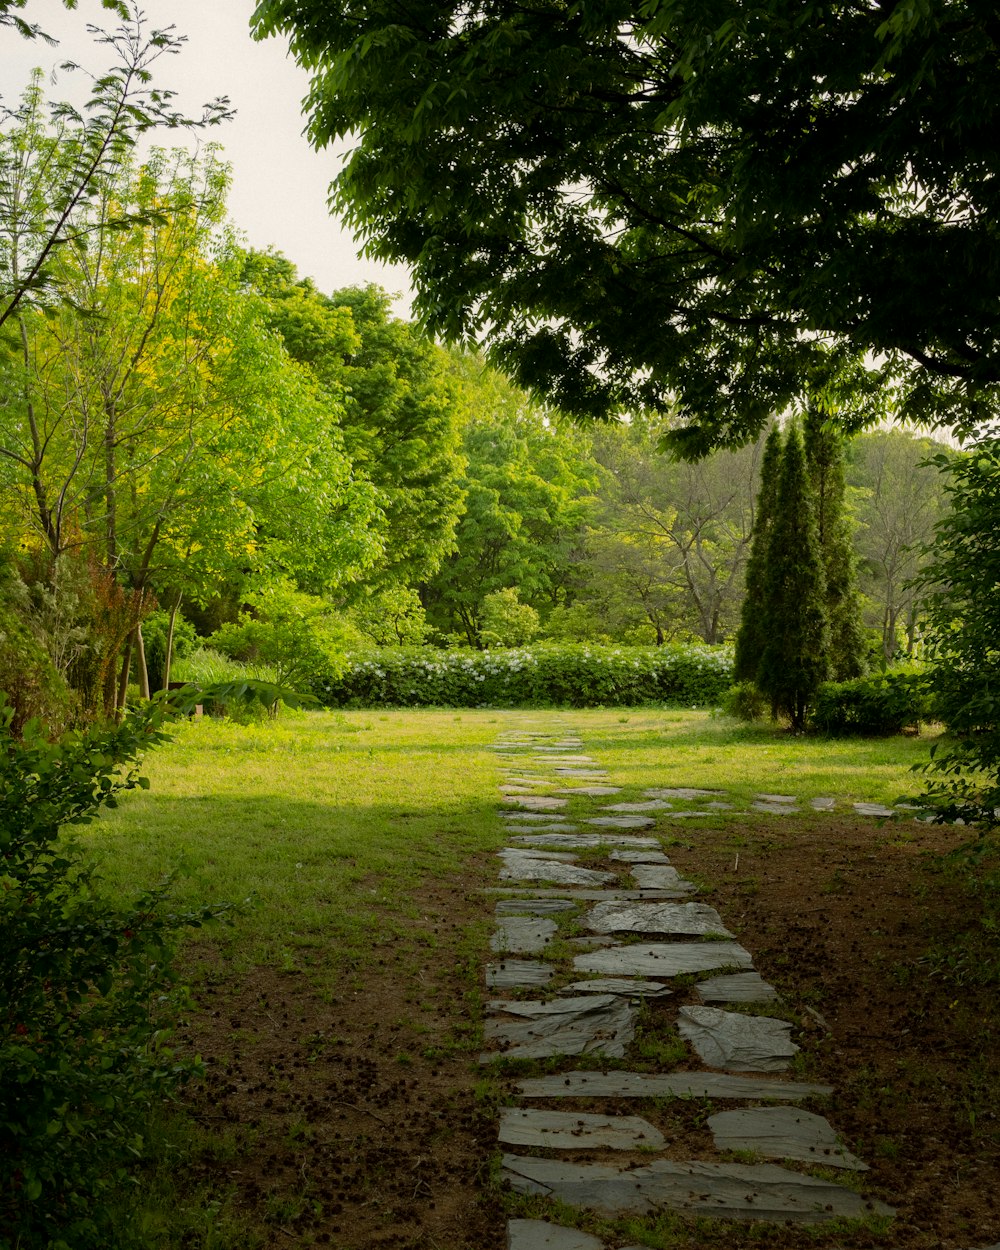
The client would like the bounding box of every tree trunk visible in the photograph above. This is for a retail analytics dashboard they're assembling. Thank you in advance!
[116,634,133,716]
[163,594,182,690]
[135,623,150,699]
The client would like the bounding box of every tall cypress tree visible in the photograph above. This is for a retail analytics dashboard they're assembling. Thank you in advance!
[803,408,867,680]
[734,424,783,682]
[756,425,830,730]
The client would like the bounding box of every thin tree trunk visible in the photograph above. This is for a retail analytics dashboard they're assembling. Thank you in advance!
[135,623,150,699]
[163,593,182,690]
[116,635,133,715]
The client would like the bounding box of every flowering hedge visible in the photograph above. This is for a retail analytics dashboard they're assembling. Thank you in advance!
[318,644,733,708]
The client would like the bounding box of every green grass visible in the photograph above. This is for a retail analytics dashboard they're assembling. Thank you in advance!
[85,706,939,976]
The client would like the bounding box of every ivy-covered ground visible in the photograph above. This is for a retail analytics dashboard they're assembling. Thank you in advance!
[87,710,999,1249]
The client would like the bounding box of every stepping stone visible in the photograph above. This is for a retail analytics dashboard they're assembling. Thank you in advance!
[854,802,896,817]
[611,849,671,864]
[629,864,697,892]
[487,961,555,990]
[499,854,616,887]
[553,786,621,796]
[661,810,714,819]
[513,833,658,849]
[605,800,673,812]
[645,787,724,799]
[500,811,575,822]
[515,1070,834,1101]
[559,978,672,998]
[708,1107,868,1171]
[507,1220,604,1250]
[499,848,578,862]
[810,797,836,810]
[585,815,655,829]
[696,972,779,1004]
[753,802,798,814]
[677,1005,799,1072]
[491,916,557,955]
[554,769,609,778]
[497,898,578,916]
[706,801,734,810]
[505,824,581,834]
[501,1155,893,1222]
[574,941,753,979]
[587,900,733,937]
[499,1108,665,1152]
[570,935,622,949]
[488,888,695,902]
[502,777,558,788]
[481,995,636,1061]
[503,796,569,811]
[756,794,797,803]
[532,754,595,762]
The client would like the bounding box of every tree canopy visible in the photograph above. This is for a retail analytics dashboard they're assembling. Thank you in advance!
[252,0,1000,452]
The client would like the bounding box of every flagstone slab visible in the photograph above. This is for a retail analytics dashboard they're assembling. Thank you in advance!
[661,811,714,819]
[853,802,896,817]
[482,995,636,1061]
[513,833,659,849]
[753,802,799,815]
[532,756,596,765]
[505,825,581,834]
[586,815,656,829]
[695,972,779,1005]
[506,1220,604,1250]
[810,797,836,810]
[605,800,674,812]
[501,1155,893,1222]
[575,942,753,979]
[499,848,579,862]
[501,811,575,822]
[486,960,556,990]
[491,916,557,955]
[559,978,672,998]
[499,856,617,887]
[645,787,725,799]
[554,769,610,778]
[489,887,697,901]
[678,1005,798,1072]
[499,1108,665,1152]
[516,1070,834,1101]
[756,794,797,803]
[571,935,623,949]
[611,849,671,864]
[503,796,570,811]
[629,864,697,892]
[497,898,579,916]
[708,1107,868,1171]
[553,786,621,797]
[587,900,732,938]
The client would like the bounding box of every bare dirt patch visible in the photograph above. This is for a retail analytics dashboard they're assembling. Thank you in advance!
[171,817,1000,1250]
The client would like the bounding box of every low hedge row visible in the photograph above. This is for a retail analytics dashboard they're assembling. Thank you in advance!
[318,644,733,708]
[811,669,933,736]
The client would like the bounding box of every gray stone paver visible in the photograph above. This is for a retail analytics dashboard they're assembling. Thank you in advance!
[486,722,887,1234]
[677,1005,799,1072]
[574,940,753,978]
[502,1155,894,1222]
[708,1106,868,1171]
[499,1107,665,1151]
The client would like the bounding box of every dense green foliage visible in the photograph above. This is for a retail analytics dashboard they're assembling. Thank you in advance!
[733,425,782,682]
[0,702,226,1248]
[253,0,1000,449]
[811,670,931,737]
[321,644,732,709]
[917,442,1000,827]
[755,426,830,729]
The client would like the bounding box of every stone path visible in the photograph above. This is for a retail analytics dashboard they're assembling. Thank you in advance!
[483,719,898,1248]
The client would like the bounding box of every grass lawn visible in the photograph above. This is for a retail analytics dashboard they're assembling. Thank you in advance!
[76,706,992,1250]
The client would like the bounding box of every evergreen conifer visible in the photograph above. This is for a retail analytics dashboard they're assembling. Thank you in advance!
[733,424,783,682]
[756,425,831,730]
[804,408,867,680]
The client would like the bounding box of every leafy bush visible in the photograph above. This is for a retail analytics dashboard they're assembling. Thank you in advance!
[0,702,228,1248]
[721,681,769,722]
[0,564,74,736]
[810,669,932,736]
[140,609,197,693]
[479,588,540,647]
[320,643,733,708]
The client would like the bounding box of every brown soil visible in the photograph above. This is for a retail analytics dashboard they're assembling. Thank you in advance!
[173,816,1000,1250]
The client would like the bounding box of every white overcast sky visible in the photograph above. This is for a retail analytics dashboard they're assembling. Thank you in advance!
[4,0,412,311]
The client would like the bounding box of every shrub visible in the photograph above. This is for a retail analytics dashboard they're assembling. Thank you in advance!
[479,588,540,647]
[0,702,228,1248]
[810,669,932,736]
[141,609,197,693]
[721,681,769,722]
[320,643,733,708]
